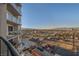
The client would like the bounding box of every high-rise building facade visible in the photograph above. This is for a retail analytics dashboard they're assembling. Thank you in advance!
[0,3,22,56]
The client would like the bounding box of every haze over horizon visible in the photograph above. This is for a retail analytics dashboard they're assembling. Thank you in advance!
[22,3,79,29]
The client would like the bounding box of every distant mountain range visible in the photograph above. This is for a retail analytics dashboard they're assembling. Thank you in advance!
[21,27,79,31]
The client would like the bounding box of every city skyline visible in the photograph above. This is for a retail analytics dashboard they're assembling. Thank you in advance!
[22,3,79,29]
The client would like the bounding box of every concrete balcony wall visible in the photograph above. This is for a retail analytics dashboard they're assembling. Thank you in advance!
[0,4,8,56]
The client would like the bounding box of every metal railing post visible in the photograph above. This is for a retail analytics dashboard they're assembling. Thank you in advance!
[0,37,19,56]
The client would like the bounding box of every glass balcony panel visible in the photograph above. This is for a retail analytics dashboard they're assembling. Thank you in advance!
[8,30,21,35]
[6,11,21,24]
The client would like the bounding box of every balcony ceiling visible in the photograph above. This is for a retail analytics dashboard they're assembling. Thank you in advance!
[7,4,21,16]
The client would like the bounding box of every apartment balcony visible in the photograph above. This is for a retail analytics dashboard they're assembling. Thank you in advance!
[8,31,21,35]
[7,4,21,16]
[6,11,21,25]
[12,4,21,13]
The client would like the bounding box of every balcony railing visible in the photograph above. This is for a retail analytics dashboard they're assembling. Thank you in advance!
[0,37,19,56]
[8,30,21,35]
[6,11,21,24]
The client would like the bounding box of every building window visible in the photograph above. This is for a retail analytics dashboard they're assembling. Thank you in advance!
[8,26,14,35]
[8,26,13,32]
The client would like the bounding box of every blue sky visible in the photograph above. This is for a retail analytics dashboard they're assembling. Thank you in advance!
[22,3,79,29]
